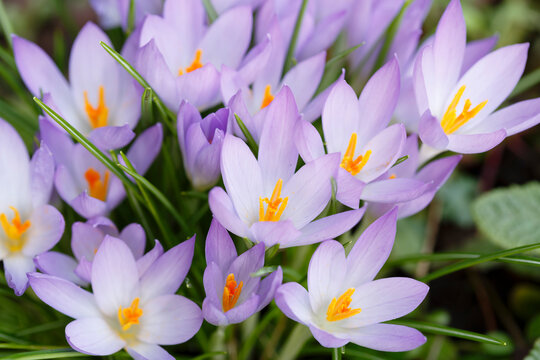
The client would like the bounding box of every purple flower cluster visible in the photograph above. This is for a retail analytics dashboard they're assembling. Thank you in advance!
[1,0,537,358]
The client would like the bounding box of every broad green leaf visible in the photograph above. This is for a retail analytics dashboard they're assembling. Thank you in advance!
[472,182,540,253]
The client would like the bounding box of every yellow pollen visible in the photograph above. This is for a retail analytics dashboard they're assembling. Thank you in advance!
[178,49,204,76]
[222,273,243,312]
[260,85,275,109]
[259,179,288,222]
[84,168,110,201]
[0,207,31,252]
[117,298,143,331]
[389,174,396,179]
[340,133,372,176]
[326,288,362,322]
[84,85,109,129]
[440,85,488,134]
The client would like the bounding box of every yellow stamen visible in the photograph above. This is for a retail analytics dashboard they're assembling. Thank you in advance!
[84,168,110,201]
[178,49,204,76]
[222,273,243,312]
[440,85,488,134]
[340,133,372,176]
[389,174,396,179]
[84,85,109,129]
[326,288,362,322]
[260,85,274,109]
[259,179,288,222]
[0,207,31,252]
[117,298,143,331]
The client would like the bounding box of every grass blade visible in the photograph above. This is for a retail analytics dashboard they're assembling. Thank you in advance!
[283,0,309,75]
[324,43,364,72]
[201,0,218,23]
[234,114,258,156]
[0,0,13,49]
[1,349,90,359]
[388,319,506,346]
[388,252,540,267]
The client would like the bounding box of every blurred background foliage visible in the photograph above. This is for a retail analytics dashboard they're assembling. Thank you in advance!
[0,0,539,359]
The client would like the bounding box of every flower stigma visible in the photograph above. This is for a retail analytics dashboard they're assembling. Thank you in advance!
[260,85,274,109]
[0,207,31,252]
[441,85,487,134]
[178,49,204,76]
[84,85,109,129]
[326,288,362,322]
[118,298,143,331]
[341,133,371,176]
[259,179,288,222]
[84,168,110,201]
[222,273,243,312]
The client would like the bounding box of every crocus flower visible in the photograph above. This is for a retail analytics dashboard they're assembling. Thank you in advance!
[41,118,163,219]
[35,217,155,285]
[0,119,64,295]
[414,0,540,157]
[367,135,461,219]
[29,235,202,359]
[13,22,140,150]
[275,208,429,351]
[90,0,163,30]
[135,0,253,111]
[211,0,264,14]
[209,87,364,248]
[177,102,230,190]
[202,219,282,325]
[296,59,428,209]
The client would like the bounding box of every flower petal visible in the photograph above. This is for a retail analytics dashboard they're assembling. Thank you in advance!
[30,144,54,208]
[208,187,250,238]
[281,52,326,111]
[461,36,498,75]
[34,252,87,286]
[349,323,426,352]
[4,255,35,295]
[88,125,135,151]
[23,205,64,257]
[361,178,429,204]
[447,130,506,154]
[256,266,283,311]
[205,219,237,272]
[309,325,349,348]
[224,294,260,324]
[137,240,164,278]
[202,298,229,326]
[126,123,163,175]
[418,110,449,150]
[66,317,125,356]
[275,282,312,324]
[295,119,325,163]
[126,343,174,360]
[120,223,146,259]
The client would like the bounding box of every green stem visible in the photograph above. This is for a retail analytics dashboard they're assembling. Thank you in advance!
[332,348,342,360]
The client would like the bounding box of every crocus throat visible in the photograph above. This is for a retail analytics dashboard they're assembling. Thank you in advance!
[441,85,487,134]
[118,298,143,331]
[259,179,288,222]
[260,85,274,109]
[84,168,110,201]
[222,273,243,312]
[84,85,109,129]
[178,49,203,76]
[341,133,372,176]
[326,288,362,322]
[0,207,31,252]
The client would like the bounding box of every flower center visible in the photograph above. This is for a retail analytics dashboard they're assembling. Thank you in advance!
[326,288,362,322]
[84,168,110,201]
[340,133,372,176]
[441,85,487,134]
[178,49,204,76]
[84,85,109,129]
[389,173,396,179]
[259,179,288,222]
[118,298,143,331]
[260,85,274,109]
[222,273,243,312]
[0,207,31,252]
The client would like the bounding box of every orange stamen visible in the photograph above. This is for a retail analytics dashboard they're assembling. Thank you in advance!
[260,85,274,109]
[340,133,372,176]
[117,298,143,331]
[389,174,396,179]
[440,85,488,134]
[84,85,109,129]
[326,288,362,322]
[0,207,31,252]
[259,179,288,222]
[84,168,110,201]
[178,49,204,76]
[222,273,243,312]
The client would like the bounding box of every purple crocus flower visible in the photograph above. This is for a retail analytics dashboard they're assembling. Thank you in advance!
[41,118,163,219]
[202,219,282,325]
[368,135,461,219]
[211,0,264,14]
[275,209,429,351]
[90,0,163,30]
[13,22,140,150]
[135,0,253,111]
[209,87,364,248]
[0,119,64,295]
[35,217,155,285]
[414,0,540,157]
[177,102,230,190]
[29,236,202,359]
[296,59,429,209]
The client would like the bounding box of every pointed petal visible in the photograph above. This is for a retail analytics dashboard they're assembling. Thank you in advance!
[4,255,35,295]
[295,119,325,163]
[461,36,498,75]
[297,11,346,60]
[349,323,426,352]
[302,71,345,123]
[88,125,135,151]
[256,267,283,311]
[176,63,221,109]
[34,252,87,286]
[281,52,326,110]
[471,98,540,136]
[208,187,250,238]
[119,223,146,259]
[70,192,108,219]
[205,219,237,272]
[66,318,125,356]
[126,123,163,175]
[136,240,164,278]
[22,205,64,257]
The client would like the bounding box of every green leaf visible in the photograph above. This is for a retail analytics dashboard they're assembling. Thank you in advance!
[388,320,507,346]
[391,155,408,168]
[472,182,540,253]
[283,0,309,75]
[388,252,540,267]
[251,266,278,278]
[234,114,258,156]
[126,0,136,35]
[201,0,218,23]
[420,242,540,282]
[324,43,364,72]
[1,349,90,359]
[0,0,13,49]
